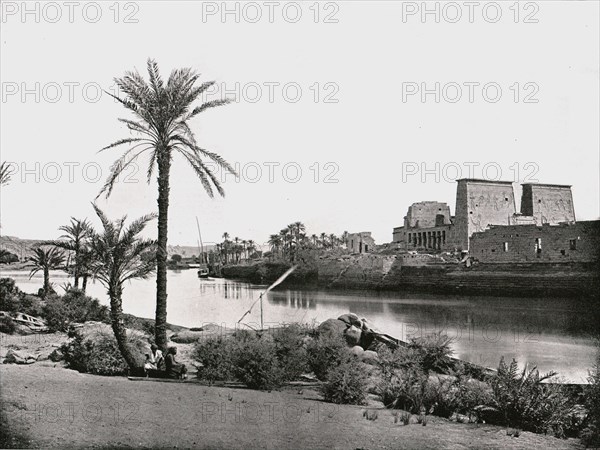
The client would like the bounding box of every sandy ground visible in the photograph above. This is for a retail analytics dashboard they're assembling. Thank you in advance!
[1,360,583,450]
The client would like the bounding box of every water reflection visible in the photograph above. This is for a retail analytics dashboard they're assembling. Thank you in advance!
[268,290,317,310]
[4,268,597,383]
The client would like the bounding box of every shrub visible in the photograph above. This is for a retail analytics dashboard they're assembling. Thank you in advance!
[60,326,146,376]
[407,332,454,374]
[0,251,18,264]
[272,324,309,381]
[0,278,21,313]
[194,328,311,389]
[322,358,369,405]
[19,295,44,318]
[230,332,284,390]
[581,349,600,447]
[488,357,575,437]
[43,290,109,332]
[194,336,235,384]
[0,316,16,334]
[306,331,352,380]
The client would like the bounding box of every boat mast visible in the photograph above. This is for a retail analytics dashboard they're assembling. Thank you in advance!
[196,217,206,264]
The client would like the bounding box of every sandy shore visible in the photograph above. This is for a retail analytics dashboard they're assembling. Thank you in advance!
[1,360,582,449]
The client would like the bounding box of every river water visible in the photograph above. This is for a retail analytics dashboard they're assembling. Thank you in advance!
[4,268,598,383]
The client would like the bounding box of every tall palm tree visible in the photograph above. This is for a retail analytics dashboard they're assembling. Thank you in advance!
[320,232,327,248]
[342,230,349,248]
[329,233,338,249]
[1,161,12,186]
[247,240,255,260]
[28,247,66,298]
[221,232,230,264]
[88,205,157,369]
[99,59,235,350]
[311,234,318,247]
[241,239,247,261]
[43,218,92,289]
[268,234,282,257]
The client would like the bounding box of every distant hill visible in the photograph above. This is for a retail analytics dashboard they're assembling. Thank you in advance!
[167,244,215,258]
[0,235,215,260]
[0,235,45,259]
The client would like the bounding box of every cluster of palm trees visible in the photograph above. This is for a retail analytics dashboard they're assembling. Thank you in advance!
[216,233,258,265]
[18,59,235,369]
[267,222,348,262]
[28,207,157,369]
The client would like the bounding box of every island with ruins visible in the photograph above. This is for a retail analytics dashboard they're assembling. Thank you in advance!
[223,178,600,298]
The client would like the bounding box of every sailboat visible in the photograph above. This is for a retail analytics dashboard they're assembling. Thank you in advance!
[196,217,210,278]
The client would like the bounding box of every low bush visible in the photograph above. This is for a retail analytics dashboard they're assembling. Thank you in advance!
[0,278,21,312]
[487,357,576,437]
[194,331,286,389]
[376,344,492,416]
[43,289,109,332]
[579,348,600,447]
[231,332,284,390]
[193,336,235,384]
[0,316,16,334]
[322,358,369,405]
[272,324,309,381]
[407,332,454,374]
[60,326,146,376]
[0,278,44,318]
[306,331,352,380]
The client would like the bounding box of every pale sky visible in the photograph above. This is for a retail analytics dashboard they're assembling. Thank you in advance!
[1,1,599,248]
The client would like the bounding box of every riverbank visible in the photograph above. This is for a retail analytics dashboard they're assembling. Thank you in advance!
[221,256,600,298]
[0,362,583,449]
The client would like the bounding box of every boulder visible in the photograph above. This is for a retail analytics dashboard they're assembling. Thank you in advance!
[338,313,361,327]
[350,345,365,357]
[3,349,38,365]
[318,318,347,337]
[344,325,362,346]
[170,330,205,344]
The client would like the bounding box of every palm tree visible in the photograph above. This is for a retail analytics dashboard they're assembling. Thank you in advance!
[221,232,230,264]
[1,162,12,186]
[99,59,235,350]
[268,234,282,257]
[241,240,247,261]
[320,232,327,248]
[247,240,256,260]
[43,218,92,289]
[87,205,157,370]
[28,247,66,298]
[342,231,349,248]
[329,233,338,249]
[311,234,318,247]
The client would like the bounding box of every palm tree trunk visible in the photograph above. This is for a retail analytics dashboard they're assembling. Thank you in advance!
[74,263,80,289]
[82,275,88,293]
[109,284,138,369]
[43,268,50,298]
[155,154,170,351]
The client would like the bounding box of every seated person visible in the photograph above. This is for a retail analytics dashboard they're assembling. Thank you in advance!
[165,346,187,379]
[144,344,164,373]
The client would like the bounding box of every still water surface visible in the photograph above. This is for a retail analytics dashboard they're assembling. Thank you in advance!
[5,269,597,383]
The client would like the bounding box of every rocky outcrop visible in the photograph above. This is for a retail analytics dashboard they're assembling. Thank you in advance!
[3,349,39,364]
